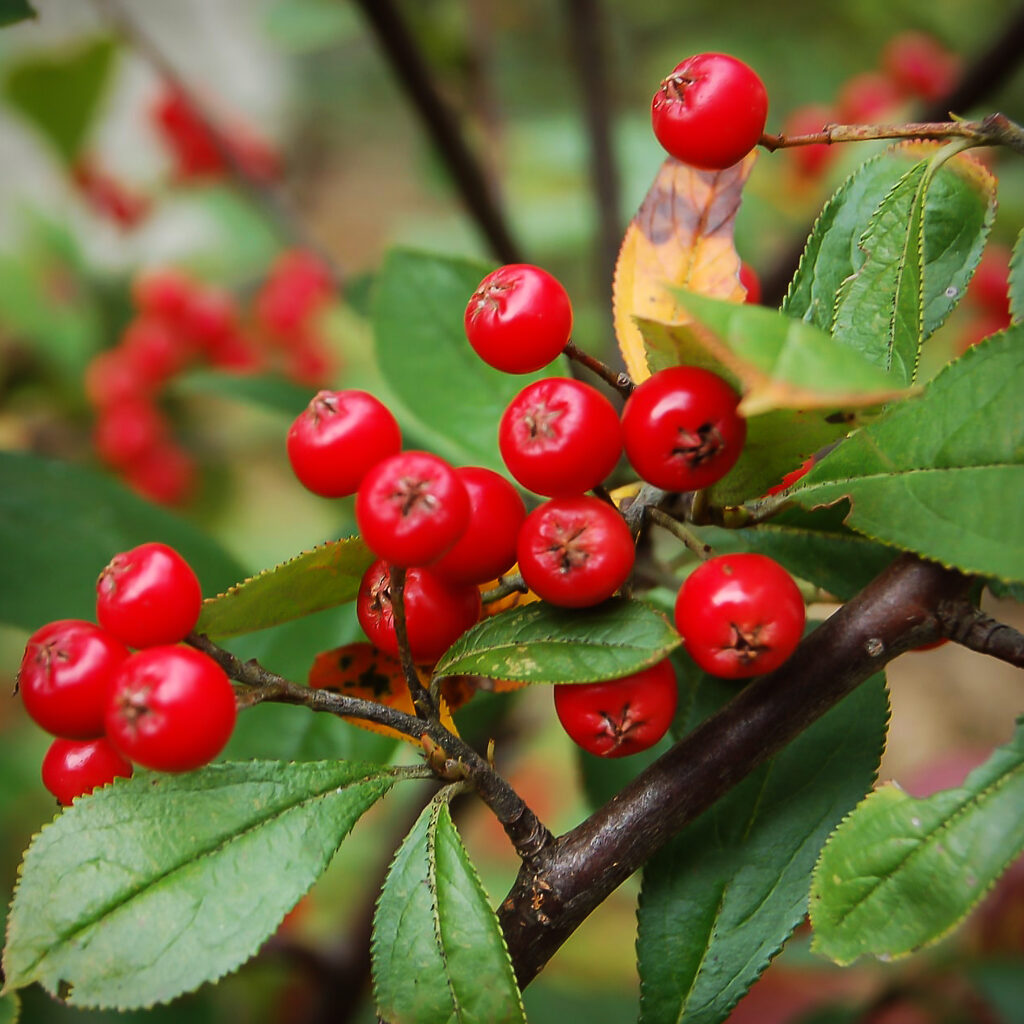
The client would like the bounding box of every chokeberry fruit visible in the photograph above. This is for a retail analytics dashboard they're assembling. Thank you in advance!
[499,378,622,497]
[651,53,768,170]
[621,365,746,492]
[464,264,573,374]
[554,658,678,758]
[105,645,237,772]
[41,736,133,805]
[97,542,202,648]
[516,495,634,608]
[674,553,805,679]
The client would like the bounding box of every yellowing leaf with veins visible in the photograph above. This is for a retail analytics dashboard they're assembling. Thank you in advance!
[613,154,755,383]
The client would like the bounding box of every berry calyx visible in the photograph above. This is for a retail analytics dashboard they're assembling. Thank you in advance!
[553,658,678,758]
[499,377,622,497]
[356,451,470,567]
[18,620,129,738]
[430,467,526,586]
[96,542,202,648]
[651,53,768,170]
[105,645,237,772]
[357,560,482,664]
[620,365,746,492]
[41,736,133,805]
[516,495,635,608]
[674,553,805,679]
[287,389,402,498]
[465,264,573,374]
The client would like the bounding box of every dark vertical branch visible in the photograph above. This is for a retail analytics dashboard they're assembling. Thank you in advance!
[350,0,523,265]
[563,0,623,313]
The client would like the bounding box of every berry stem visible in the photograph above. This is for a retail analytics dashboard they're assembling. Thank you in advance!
[646,507,712,559]
[759,112,1024,157]
[563,340,635,398]
[384,566,437,720]
[480,574,530,604]
[935,600,1024,667]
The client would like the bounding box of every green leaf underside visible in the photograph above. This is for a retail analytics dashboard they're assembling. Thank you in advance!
[791,329,1024,583]
[373,249,566,475]
[784,146,994,341]
[0,991,18,1024]
[810,719,1024,965]
[372,796,525,1024]
[195,537,374,639]
[695,506,897,602]
[831,161,927,383]
[3,37,117,163]
[637,673,889,1024]
[1010,228,1024,325]
[434,598,681,684]
[0,452,244,631]
[0,0,35,27]
[2,761,397,1008]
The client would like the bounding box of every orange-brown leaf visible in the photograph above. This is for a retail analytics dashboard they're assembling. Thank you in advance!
[613,153,756,383]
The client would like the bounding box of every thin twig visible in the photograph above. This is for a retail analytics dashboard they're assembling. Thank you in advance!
[937,600,1024,668]
[92,0,344,287]
[564,339,634,397]
[646,507,712,559]
[387,566,436,720]
[480,574,530,604]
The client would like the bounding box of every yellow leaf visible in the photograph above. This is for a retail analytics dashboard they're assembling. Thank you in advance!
[613,153,756,383]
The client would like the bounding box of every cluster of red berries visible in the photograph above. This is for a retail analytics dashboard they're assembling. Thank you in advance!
[87,250,335,506]
[70,153,152,230]
[16,542,236,806]
[288,261,807,759]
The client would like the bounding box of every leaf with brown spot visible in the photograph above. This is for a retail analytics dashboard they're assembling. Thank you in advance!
[613,154,755,383]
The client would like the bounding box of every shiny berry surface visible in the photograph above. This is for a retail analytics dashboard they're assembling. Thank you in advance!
[651,53,768,170]
[621,365,746,492]
[499,378,622,497]
[357,560,481,664]
[105,645,237,772]
[554,658,678,758]
[96,542,202,648]
[287,389,402,498]
[18,619,129,738]
[356,450,470,567]
[516,496,634,608]
[41,736,133,805]
[464,264,573,374]
[674,553,805,679]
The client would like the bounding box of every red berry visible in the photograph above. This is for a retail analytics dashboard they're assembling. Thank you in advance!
[132,267,194,320]
[93,397,168,469]
[41,736,133,805]
[674,553,805,679]
[621,366,746,492]
[71,156,151,230]
[882,32,960,103]
[123,441,197,507]
[96,542,202,648]
[256,249,334,336]
[837,71,903,122]
[181,285,239,351]
[516,495,635,608]
[553,658,678,758]
[287,390,402,498]
[357,560,481,664]
[651,53,768,170]
[430,467,526,586]
[85,349,149,408]
[18,620,129,738]
[464,264,573,374]
[121,316,192,385]
[739,262,761,305]
[106,645,237,772]
[356,451,470,567]
[499,378,622,497]
[281,334,336,388]
[968,244,1012,320]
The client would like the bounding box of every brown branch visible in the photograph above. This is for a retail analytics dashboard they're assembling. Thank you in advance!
[563,340,634,397]
[937,600,1024,668]
[386,566,436,720]
[498,553,971,986]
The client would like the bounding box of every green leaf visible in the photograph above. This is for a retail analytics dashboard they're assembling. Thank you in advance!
[0,452,244,631]
[1010,228,1024,325]
[637,672,889,1024]
[372,249,566,474]
[372,793,526,1024]
[2,760,401,1008]
[434,598,681,684]
[810,719,1024,965]
[790,329,1024,583]
[3,38,117,163]
[0,0,35,27]
[784,146,995,342]
[640,292,909,418]
[830,160,928,383]
[172,370,313,418]
[195,537,374,639]
[0,992,18,1024]
[695,506,897,602]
